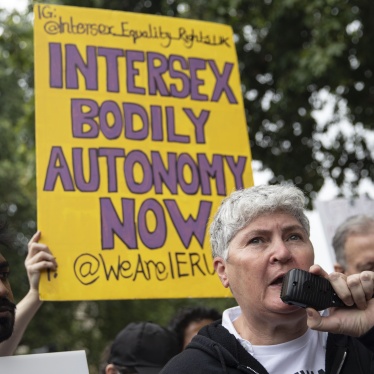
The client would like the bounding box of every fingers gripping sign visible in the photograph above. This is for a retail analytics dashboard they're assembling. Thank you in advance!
[307,265,374,337]
[27,231,58,290]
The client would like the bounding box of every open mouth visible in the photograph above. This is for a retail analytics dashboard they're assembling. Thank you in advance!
[270,275,284,286]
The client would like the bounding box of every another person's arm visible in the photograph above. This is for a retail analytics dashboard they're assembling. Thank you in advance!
[0,231,57,356]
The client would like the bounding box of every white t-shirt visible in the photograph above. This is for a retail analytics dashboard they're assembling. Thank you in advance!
[222,306,328,374]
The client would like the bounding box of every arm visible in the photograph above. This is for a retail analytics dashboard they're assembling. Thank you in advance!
[306,264,374,339]
[0,231,57,356]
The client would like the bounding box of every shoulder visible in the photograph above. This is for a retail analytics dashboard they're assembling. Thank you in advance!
[358,326,374,352]
[161,342,220,374]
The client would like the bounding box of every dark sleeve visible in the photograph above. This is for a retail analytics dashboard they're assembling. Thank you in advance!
[161,351,199,374]
[358,326,374,353]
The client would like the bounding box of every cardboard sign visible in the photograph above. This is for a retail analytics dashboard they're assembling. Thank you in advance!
[34,4,253,300]
[315,197,374,262]
[0,351,89,373]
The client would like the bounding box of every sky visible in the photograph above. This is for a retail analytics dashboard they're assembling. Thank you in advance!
[2,0,29,12]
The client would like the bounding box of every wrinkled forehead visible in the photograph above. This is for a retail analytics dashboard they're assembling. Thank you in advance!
[232,209,308,240]
[243,210,305,231]
[247,207,304,225]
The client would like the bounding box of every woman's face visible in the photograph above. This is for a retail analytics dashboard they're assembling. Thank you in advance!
[214,211,314,318]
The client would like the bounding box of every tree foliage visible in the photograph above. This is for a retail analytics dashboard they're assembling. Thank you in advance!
[1,0,374,372]
[0,6,36,298]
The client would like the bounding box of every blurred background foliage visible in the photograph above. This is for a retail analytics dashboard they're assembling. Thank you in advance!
[0,0,373,372]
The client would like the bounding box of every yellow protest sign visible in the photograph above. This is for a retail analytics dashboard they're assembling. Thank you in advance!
[34,4,253,300]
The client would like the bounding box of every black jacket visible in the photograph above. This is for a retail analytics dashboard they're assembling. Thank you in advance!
[161,320,374,374]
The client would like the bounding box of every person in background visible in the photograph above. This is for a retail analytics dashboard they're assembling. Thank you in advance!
[103,321,179,374]
[161,184,374,374]
[0,221,16,344]
[332,214,374,275]
[0,230,57,356]
[99,306,221,373]
[168,306,221,351]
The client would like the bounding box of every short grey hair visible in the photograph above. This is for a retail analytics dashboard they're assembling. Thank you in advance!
[332,214,374,269]
[209,184,310,259]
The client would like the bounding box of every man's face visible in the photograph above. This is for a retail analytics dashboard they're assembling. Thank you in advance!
[0,253,15,342]
[344,234,374,275]
[214,211,315,319]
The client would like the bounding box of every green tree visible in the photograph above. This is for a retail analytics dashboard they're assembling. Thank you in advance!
[1,0,374,372]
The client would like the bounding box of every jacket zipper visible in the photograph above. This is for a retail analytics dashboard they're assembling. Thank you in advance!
[332,349,347,374]
[238,365,260,374]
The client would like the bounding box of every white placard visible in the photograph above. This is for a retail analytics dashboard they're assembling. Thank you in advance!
[0,350,89,373]
[314,196,374,263]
